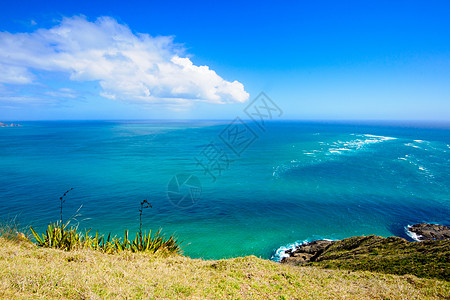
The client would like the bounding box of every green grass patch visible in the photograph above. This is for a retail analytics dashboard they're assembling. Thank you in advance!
[304,235,450,281]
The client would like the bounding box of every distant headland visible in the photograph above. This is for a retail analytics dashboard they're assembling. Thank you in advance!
[279,223,450,281]
[0,122,21,127]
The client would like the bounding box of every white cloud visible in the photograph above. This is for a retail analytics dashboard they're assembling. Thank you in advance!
[45,88,77,99]
[0,16,249,105]
[0,64,35,84]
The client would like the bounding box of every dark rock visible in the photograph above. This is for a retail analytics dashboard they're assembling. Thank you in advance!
[278,224,450,280]
[408,223,450,241]
[281,240,334,265]
[280,234,450,281]
[295,240,333,254]
[0,122,21,127]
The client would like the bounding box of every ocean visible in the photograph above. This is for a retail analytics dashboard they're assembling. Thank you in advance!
[0,120,449,260]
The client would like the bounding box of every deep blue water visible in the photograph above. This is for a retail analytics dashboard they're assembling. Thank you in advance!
[0,120,449,260]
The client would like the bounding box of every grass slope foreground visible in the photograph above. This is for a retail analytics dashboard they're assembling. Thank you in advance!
[1,237,449,299]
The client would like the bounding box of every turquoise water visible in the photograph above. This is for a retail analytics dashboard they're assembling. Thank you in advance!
[0,120,449,260]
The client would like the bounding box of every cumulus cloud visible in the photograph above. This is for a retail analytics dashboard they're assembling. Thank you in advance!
[0,16,249,105]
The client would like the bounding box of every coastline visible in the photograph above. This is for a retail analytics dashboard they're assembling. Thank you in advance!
[1,231,449,299]
[276,223,450,281]
[274,223,450,263]
[1,121,449,260]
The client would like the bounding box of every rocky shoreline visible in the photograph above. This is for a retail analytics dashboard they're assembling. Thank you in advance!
[279,223,450,281]
[281,240,334,265]
[407,223,450,241]
[281,223,450,265]
[0,122,21,127]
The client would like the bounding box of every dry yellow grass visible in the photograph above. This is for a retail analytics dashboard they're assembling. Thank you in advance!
[0,237,449,299]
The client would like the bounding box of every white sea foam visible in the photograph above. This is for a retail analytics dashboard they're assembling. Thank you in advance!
[328,150,342,154]
[325,134,397,155]
[271,239,334,262]
[409,139,444,153]
[273,133,398,178]
[302,149,321,156]
[271,240,308,262]
[363,134,397,141]
[398,153,435,179]
[405,225,423,241]
[405,143,421,149]
[418,165,434,178]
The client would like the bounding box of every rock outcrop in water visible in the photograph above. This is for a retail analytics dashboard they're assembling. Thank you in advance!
[407,223,450,241]
[0,122,21,127]
[282,240,333,265]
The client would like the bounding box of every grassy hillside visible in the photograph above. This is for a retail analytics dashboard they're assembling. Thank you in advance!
[283,235,450,281]
[300,235,450,281]
[1,237,449,299]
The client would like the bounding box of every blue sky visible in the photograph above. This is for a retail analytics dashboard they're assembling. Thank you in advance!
[0,0,449,121]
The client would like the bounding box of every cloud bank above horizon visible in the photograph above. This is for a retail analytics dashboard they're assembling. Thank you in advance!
[0,16,249,106]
